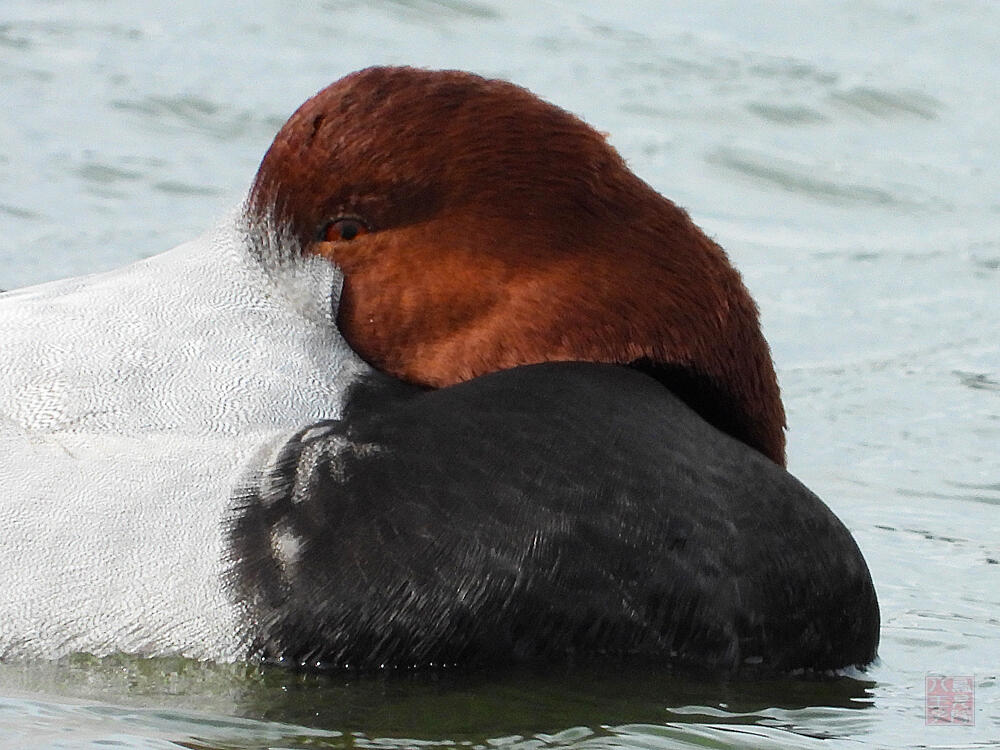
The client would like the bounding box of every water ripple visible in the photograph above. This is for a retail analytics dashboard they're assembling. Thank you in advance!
[325,0,502,21]
[745,103,829,125]
[707,147,898,205]
[110,95,257,140]
[955,371,1000,392]
[829,86,942,121]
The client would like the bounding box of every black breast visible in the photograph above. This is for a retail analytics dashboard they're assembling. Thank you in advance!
[226,362,879,672]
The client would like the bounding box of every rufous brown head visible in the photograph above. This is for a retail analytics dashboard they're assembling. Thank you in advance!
[249,66,786,465]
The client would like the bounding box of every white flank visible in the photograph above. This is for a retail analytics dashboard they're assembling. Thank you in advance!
[0,210,371,661]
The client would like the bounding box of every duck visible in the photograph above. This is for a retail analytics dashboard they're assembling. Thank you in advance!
[0,66,878,672]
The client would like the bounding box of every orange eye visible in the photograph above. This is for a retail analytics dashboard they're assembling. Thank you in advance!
[322,217,370,242]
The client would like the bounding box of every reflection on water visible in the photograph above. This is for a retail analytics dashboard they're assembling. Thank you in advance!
[0,655,878,748]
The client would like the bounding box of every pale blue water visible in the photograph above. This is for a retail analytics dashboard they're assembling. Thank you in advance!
[1,1,998,748]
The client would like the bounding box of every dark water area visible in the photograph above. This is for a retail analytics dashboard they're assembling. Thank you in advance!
[1,0,998,747]
[1,655,881,748]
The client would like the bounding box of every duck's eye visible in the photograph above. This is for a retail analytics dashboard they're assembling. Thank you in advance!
[322,217,370,242]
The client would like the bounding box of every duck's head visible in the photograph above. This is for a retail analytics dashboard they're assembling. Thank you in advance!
[248,66,785,465]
